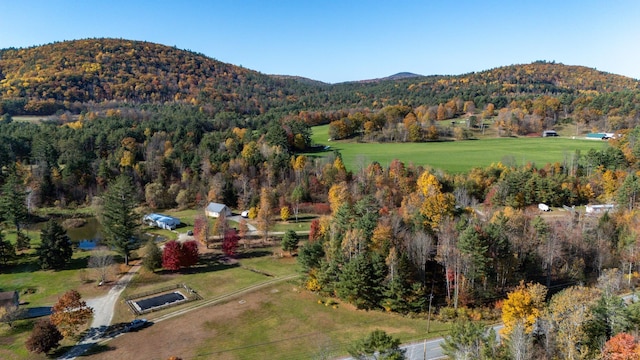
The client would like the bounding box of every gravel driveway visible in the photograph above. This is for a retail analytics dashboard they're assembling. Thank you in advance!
[58,265,140,360]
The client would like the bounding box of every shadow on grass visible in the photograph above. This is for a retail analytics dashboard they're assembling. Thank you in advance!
[62,256,90,271]
[288,215,317,222]
[5,252,89,274]
[235,250,272,260]
[80,343,117,356]
[156,253,240,276]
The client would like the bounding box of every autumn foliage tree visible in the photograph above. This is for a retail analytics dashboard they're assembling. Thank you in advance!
[222,229,239,257]
[25,319,63,354]
[162,240,199,271]
[308,219,321,242]
[501,281,547,336]
[192,214,210,246]
[257,187,274,243]
[601,333,640,360]
[50,290,93,337]
[162,241,182,271]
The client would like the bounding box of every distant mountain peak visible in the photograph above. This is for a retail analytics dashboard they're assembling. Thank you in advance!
[353,72,424,84]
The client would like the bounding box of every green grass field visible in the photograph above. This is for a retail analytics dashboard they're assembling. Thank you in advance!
[192,281,450,359]
[308,124,609,173]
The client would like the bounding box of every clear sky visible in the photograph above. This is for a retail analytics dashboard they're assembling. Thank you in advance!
[1,0,639,83]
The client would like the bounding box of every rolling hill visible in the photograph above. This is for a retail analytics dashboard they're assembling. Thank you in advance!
[1,39,639,116]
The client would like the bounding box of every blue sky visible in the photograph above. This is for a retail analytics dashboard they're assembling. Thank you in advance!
[1,1,639,83]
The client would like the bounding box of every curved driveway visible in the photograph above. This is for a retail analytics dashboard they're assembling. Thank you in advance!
[59,265,140,360]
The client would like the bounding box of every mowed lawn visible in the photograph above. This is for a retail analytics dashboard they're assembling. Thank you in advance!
[308,124,609,173]
[90,280,450,360]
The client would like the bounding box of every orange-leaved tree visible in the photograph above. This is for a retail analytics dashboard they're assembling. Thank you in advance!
[601,332,640,360]
[50,290,93,337]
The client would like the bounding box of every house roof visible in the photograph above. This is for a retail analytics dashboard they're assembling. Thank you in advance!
[144,213,181,225]
[206,202,229,213]
[0,291,17,301]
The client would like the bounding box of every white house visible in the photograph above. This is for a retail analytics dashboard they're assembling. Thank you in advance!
[585,204,615,214]
[143,213,181,230]
[205,202,232,218]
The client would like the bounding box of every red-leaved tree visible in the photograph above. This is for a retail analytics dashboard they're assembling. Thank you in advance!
[162,240,199,271]
[181,241,199,268]
[162,241,182,271]
[602,332,640,360]
[309,219,321,242]
[222,229,239,257]
[26,319,63,354]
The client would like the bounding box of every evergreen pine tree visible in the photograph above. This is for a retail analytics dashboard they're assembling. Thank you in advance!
[37,220,72,270]
[100,174,138,265]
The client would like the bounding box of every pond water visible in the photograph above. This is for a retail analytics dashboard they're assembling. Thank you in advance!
[27,217,103,250]
[27,216,165,251]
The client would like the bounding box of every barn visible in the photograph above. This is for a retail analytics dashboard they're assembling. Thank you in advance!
[205,202,232,218]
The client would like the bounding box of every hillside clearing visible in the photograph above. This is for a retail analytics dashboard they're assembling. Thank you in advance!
[308,124,608,173]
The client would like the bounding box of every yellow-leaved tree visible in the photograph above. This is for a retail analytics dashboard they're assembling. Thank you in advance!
[416,171,455,231]
[546,285,600,360]
[501,281,547,336]
[328,182,351,213]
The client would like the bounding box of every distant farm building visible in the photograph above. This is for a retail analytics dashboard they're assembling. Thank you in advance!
[0,291,19,310]
[143,213,181,230]
[585,204,615,214]
[205,202,232,218]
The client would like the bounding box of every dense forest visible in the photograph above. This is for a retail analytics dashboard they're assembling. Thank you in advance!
[3,38,640,359]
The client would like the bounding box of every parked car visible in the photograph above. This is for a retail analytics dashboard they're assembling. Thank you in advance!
[187,230,194,236]
[241,210,249,218]
[124,319,149,332]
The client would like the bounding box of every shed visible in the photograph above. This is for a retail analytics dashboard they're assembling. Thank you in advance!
[143,213,181,230]
[205,202,232,218]
[0,291,19,310]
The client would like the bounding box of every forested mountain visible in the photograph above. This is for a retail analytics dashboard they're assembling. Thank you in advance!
[0,38,325,115]
[1,38,639,118]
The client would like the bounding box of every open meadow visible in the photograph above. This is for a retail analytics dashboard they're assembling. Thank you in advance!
[308,124,609,173]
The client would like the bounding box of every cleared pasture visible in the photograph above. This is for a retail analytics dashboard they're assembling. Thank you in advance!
[308,124,609,173]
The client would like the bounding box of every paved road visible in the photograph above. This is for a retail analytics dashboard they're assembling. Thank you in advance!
[349,292,640,360]
[393,323,503,360]
[58,265,140,360]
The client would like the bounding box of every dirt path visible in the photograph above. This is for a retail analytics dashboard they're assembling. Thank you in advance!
[58,265,141,360]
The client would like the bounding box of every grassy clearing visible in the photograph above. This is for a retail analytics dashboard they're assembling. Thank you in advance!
[194,281,449,359]
[10,116,52,123]
[0,243,122,359]
[308,124,608,173]
[270,214,316,232]
[111,246,299,321]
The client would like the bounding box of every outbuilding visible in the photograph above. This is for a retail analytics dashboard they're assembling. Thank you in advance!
[585,204,615,214]
[205,202,232,218]
[0,291,19,310]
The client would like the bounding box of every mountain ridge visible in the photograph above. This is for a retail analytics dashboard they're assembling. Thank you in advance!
[1,38,639,116]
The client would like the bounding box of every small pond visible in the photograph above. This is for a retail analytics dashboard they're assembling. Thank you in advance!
[27,217,164,251]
